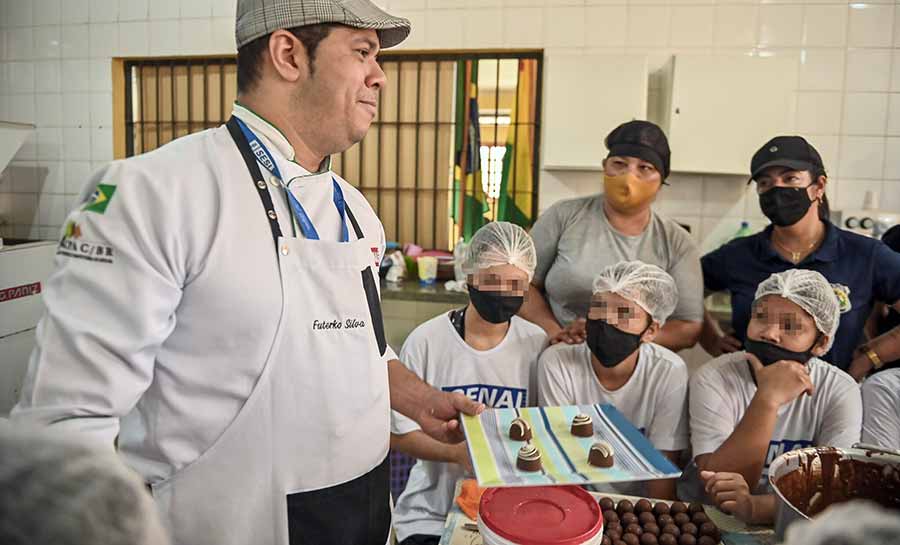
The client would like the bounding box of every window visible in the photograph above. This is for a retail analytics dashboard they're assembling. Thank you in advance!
[115,51,542,250]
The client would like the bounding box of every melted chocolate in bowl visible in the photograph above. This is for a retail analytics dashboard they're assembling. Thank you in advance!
[774,448,900,516]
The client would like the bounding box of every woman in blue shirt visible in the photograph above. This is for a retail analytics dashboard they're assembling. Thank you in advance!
[700,136,900,378]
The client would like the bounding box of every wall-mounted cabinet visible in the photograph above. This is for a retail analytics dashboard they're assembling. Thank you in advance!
[650,55,798,175]
[542,53,648,171]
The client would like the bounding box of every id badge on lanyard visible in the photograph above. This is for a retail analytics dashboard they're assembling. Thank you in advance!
[233,117,350,243]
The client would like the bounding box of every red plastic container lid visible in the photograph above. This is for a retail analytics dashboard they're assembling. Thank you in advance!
[479,486,603,545]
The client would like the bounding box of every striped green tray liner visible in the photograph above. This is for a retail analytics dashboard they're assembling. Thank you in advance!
[462,404,682,488]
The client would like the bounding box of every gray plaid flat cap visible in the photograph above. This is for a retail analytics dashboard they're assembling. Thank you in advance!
[236,0,411,49]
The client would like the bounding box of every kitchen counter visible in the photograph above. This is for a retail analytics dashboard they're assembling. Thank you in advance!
[381,280,468,305]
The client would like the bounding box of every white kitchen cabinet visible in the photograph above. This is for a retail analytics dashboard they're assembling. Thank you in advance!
[651,54,798,175]
[542,53,648,171]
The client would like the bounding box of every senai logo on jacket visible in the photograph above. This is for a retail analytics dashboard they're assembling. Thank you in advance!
[82,184,117,214]
[442,384,527,408]
[764,439,814,470]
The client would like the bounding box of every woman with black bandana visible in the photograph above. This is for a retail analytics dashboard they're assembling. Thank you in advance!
[701,136,900,377]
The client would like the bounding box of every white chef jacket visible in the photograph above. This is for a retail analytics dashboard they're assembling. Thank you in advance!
[11,103,397,483]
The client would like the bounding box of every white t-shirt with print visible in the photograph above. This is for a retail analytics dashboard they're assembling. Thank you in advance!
[536,342,690,496]
[689,352,862,493]
[861,368,900,451]
[391,313,548,541]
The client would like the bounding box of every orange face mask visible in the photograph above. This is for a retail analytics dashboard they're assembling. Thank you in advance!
[603,173,658,214]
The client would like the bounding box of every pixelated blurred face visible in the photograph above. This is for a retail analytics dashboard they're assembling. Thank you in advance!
[746,295,820,353]
[469,264,530,297]
[588,291,651,335]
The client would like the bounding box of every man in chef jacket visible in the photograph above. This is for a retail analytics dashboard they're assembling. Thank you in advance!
[10,1,482,544]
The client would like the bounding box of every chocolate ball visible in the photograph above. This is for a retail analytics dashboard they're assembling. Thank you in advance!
[697,537,716,545]
[626,523,643,537]
[659,535,677,545]
[662,524,680,538]
[699,522,719,540]
[640,533,658,545]
[615,540,628,545]
[621,513,638,526]
[635,499,654,513]
[680,523,698,537]
[691,512,709,526]
[623,534,640,545]
[600,497,616,511]
[657,514,674,527]
[606,529,622,541]
[617,499,635,515]
[673,513,691,526]
[678,535,697,545]
[669,502,688,515]
[602,536,612,545]
[653,502,670,516]
[604,510,620,524]
[607,522,624,535]
[688,502,705,515]
[639,512,656,526]
[643,523,660,537]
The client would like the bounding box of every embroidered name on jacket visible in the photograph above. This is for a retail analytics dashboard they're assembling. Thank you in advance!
[312,318,367,330]
[441,384,527,408]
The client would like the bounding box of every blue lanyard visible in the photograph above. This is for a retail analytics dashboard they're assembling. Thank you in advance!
[234,117,349,243]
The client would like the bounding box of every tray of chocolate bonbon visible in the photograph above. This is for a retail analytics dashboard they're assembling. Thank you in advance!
[597,495,721,545]
[461,404,681,488]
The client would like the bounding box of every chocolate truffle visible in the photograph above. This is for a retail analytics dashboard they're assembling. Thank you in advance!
[653,502,670,516]
[635,499,653,514]
[623,534,640,545]
[589,441,615,468]
[600,497,616,511]
[615,541,628,545]
[699,522,719,540]
[606,529,622,541]
[626,524,643,536]
[680,523,698,537]
[697,537,716,545]
[640,534,658,545]
[508,418,532,441]
[604,510,620,524]
[602,536,612,545]
[617,499,635,515]
[659,534,677,545]
[638,512,656,526]
[621,513,638,526]
[662,524,680,538]
[657,514,674,527]
[678,535,696,545]
[669,502,688,515]
[516,443,542,471]
[643,523,660,537]
[571,413,594,437]
[673,513,691,526]
[607,522,623,535]
[688,503,705,515]
[691,512,709,526]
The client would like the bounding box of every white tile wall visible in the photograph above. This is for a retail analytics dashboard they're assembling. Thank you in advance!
[1,0,898,244]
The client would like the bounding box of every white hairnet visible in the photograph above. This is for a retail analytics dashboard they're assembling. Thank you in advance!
[591,261,678,325]
[0,423,169,545]
[461,221,537,282]
[754,269,850,352]
[785,501,900,545]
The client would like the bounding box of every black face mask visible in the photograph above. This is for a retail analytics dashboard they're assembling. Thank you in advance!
[586,318,646,368]
[468,286,524,324]
[759,184,815,227]
[744,337,817,366]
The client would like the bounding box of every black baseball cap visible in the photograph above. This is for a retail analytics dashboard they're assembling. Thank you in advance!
[750,136,825,182]
[605,120,671,179]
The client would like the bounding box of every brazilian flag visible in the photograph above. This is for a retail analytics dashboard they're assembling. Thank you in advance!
[83,184,117,214]
[451,60,488,241]
[496,60,536,228]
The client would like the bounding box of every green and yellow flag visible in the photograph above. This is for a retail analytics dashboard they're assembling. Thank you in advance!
[496,60,536,228]
[83,184,117,214]
[452,60,489,241]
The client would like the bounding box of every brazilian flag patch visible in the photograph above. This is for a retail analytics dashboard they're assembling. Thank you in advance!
[83,184,117,214]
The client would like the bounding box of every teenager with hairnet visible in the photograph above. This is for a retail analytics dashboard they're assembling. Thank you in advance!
[537,260,688,500]
[683,269,862,524]
[0,424,169,545]
[390,222,549,545]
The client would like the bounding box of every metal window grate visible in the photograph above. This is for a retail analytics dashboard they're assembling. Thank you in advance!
[122,51,542,250]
